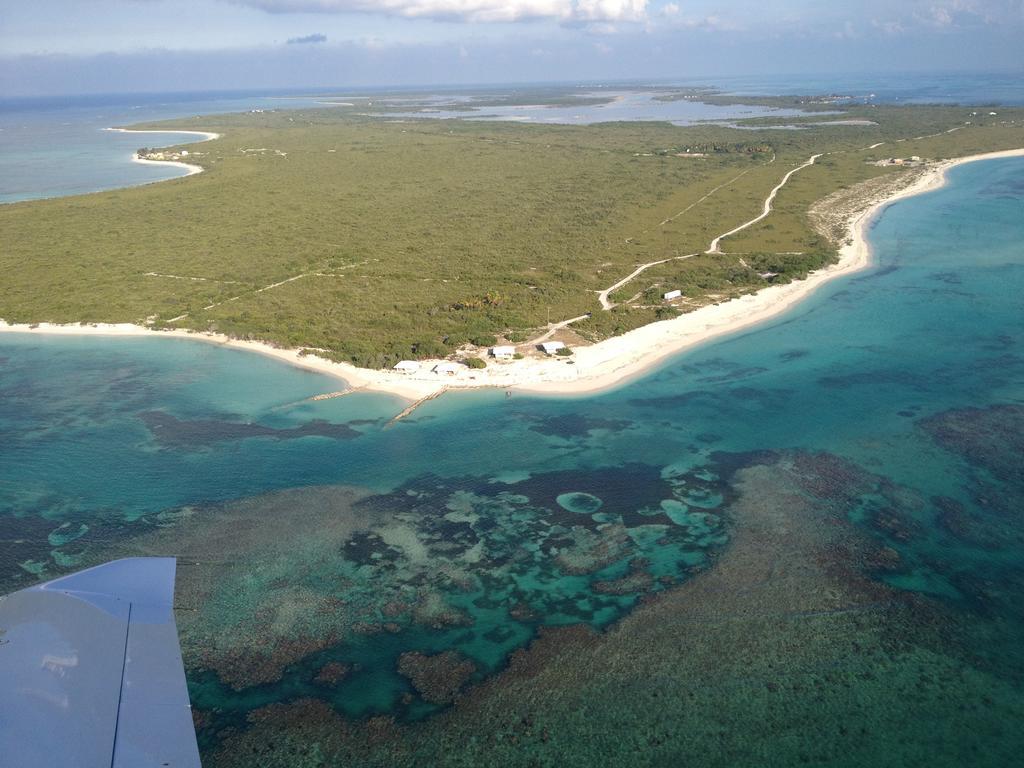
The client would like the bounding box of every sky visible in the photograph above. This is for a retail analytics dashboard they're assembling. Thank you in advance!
[1,1,1022,96]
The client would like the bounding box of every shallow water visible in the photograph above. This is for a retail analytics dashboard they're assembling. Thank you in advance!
[376,89,817,126]
[0,91,328,203]
[1,156,1023,762]
[5,72,1020,205]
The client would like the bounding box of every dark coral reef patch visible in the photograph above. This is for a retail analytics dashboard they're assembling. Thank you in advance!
[201,449,1024,767]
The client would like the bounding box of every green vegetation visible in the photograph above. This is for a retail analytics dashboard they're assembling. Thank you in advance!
[2,91,1022,368]
[464,356,487,369]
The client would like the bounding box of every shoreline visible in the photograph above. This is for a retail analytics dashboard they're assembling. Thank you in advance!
[104,127,222,142]
[3,147,1022,404]
[132,155,205,176]
[105,127,221,179]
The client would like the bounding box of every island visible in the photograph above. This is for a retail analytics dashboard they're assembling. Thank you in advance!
[2,87,1023,405]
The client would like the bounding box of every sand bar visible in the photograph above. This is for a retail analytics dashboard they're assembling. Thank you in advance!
[3,148,1022,404]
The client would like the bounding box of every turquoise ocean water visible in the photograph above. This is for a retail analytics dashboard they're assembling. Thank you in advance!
[4,155,1021,548]
[0,90,332,203]
[2,77,1023,763]
[2,154,1023,762]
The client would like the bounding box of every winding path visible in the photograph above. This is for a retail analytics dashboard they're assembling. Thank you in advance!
[706,153,822,254]
[527,313,594,345]
[595,152,822,312]
[597,254,698,310]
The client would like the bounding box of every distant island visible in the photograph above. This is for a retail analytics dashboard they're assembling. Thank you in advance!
[2,87,1022,400]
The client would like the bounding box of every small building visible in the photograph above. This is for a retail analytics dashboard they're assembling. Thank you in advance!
[490,345,515,360]
[393,360,421,373]
[433,362,462,376]
[663,289,682,301]
[540,341,566,355]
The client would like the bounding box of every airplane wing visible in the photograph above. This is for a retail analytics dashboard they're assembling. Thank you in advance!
[0,557,201,767]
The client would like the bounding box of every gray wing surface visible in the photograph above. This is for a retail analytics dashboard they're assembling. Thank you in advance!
[0,557,201,767]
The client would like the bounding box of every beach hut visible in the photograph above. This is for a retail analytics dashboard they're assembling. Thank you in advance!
[393,360,421,374]
[433,362,462,376]
[663,289,682,301]
[540,341,565,355]
[490,345,515,360]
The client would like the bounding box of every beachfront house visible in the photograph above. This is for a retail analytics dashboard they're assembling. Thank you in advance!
[490,345,515,360]
[663,289,682,301]
[393,360,421,374]
[433,362,462,376]
[540,341,566,355]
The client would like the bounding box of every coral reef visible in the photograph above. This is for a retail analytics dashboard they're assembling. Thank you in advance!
[398,651,477,705]
[205,449,1024,767]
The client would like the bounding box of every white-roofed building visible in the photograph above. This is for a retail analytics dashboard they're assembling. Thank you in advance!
[490,345,515,360]
[663,289,682,300]
[433,362,462,376]
[540,341,566,355]
[393,360,421,373]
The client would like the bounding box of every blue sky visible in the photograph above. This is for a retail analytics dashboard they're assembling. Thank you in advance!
[1,1,1022,95]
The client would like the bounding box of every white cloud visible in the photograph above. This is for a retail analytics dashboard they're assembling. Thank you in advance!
[650,8,737,33]
[229,0,648,23]
[834,19,857,38]
[907,0,1023,29]
[921,4,954,25]
[871,18,905,35]
[574,0,646,22]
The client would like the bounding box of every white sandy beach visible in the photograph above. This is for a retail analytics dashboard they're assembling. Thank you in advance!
[132,155,205,176]
[105,127,221,177]
[3,147,1022,405]
[105,127,222,142]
